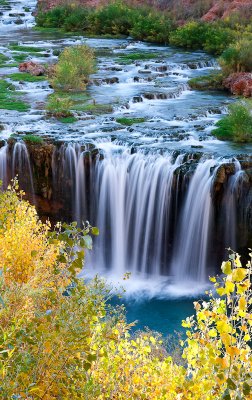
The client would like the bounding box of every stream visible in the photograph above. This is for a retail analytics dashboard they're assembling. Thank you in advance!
[0,0,251,335]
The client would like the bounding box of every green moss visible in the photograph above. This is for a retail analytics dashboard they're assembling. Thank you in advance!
[9,73,46,82]
[0,53,9,64]
[0,79,29,112]
[58,116,78,123]
[188,73,224,91]
[116,117,145,126]
[12,54,28,63]
[79,102,113,114]
[22,135,44,144]
[9,45,47,53]
[0,63,19,68]
[118,53,157,61]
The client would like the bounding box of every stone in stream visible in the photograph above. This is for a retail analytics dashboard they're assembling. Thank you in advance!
[19,61,46,76]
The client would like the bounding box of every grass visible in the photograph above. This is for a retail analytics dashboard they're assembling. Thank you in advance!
[22,134,44,144]
[9,45,47,53]
[0,54,9,64]
[12,54,28,63]
[0,79,29,112]
[118,53,157,61]
[58,116,78,123]
[188,73,224,91]
[116,117,145,126]
[79,102,113,114]
[9,73,46,82]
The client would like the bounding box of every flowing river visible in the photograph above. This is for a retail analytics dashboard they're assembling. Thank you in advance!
[0,0,252,334]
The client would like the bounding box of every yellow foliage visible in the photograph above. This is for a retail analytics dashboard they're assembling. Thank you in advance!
[0,183,251,399]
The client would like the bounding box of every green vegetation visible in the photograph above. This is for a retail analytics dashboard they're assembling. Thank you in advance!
[59,116,78,123]
[80,102,113,114]
[169,21,237,55]
[51,45,96,91]
[9,73,46,82]
[212,101,252,143]
[22,134,44,144]
[219,39,252,74]
[46,94,73,118]
[0,79,29,112]
[118,52,157,63]
[188,72,224,91]
[0,183,252,398]
[36,3,174,43]
[12,53,28,63]
[116,117,146,126]
[36,1,252,68]
[9,44,47,53]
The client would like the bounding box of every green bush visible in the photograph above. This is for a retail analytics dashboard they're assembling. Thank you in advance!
[170,21,236,55]
[219,39,252,74]
[51,45,96,91]
[46,95,73,118]
[212,100,252,142]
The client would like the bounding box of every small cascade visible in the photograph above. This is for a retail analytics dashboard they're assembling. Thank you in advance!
[11,141,35,202]
[171,159,218,282]
[222,161,247,249]
[92,151,183,276]
[0,144,8,189]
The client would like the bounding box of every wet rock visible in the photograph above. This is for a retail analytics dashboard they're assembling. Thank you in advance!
[138,69,152,74]
[104,77,119,84]
[14,19,23,24]
[214,163,236,185]
[156,65,168,72]
[19,61,46,76]
[132,95,143,103]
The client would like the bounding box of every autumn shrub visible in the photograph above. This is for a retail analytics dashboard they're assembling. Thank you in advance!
[51,45,96,91]
[212,100,252,142]
[0,182,252,399]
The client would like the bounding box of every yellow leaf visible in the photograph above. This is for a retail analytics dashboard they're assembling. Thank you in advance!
[226,346,240,357]
[232,268,247,282]
[209,329,217,338]
[238,296,246,312]
[221,261,232,275]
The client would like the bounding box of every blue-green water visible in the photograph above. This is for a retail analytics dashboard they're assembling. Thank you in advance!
[112,297,196,336]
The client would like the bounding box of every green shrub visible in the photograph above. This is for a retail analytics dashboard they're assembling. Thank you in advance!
[170,21,236,55]
[212,100,252,142]
[51,45,96,91]
[219,39,252,74]
[46,95,73,118]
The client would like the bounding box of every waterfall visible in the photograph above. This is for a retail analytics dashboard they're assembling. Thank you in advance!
[0,144,8,189]
[222,161,247,249]
[12,141,35,202]
[171,159,217,282]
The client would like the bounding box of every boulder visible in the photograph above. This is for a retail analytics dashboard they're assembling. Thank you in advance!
[19,61,46,76]
[223,73,252,97]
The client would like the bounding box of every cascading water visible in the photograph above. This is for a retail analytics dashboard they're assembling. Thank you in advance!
[0,145,8,189]
[55,143,250,286]
[171,159,217,283]
[11,141,35,202]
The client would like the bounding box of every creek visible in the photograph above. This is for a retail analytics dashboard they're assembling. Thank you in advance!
[0,0,251,335]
